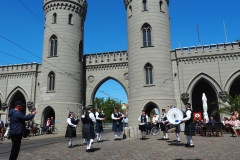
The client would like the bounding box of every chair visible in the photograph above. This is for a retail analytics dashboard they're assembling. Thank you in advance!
[205,123,213,137]
[212,123,223,137]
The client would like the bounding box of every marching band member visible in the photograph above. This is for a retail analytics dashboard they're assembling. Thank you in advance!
[82,106,96,152]
[111,108,125,140]
[65,112,79,148]
[180,103,195,148]
[81,108,87,145]
[138,110,148,139]
[160,109,169,140]
[174,123,181,142]
[95,107,106,142]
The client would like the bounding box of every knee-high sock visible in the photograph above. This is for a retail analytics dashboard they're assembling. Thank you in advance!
[163,132,166,138]
[176,133,180,141]
[165,132,168,138]
[117,132,121,138]
[86,139,90,149]
[96,133,99,140]
[114,132,118,138]
[99,133,101,140]
[142,131,146,138]
[186,135,189,144]
[83,139,86,144]
[187,136,193,145]
[69,138,72,146]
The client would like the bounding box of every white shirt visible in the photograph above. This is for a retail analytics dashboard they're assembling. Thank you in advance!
[138,114,149,123]
[88,111,96,123]
[67,117,77,127]
[123,118,128,123]
[182,109,191,121]
[152,117,158,124]
[111,112,125,120]
[95,112,103,121]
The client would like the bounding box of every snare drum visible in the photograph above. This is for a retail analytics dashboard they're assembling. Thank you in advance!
[139,123,146,131]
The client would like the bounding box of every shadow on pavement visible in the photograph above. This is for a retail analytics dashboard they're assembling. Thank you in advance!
[92,148,101,152]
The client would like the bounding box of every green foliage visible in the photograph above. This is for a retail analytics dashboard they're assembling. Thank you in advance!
[94,97,123,123]
[236,39,240,42]
[212,92,240,116]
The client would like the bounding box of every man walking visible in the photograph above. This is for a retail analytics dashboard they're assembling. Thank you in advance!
[9,101,36,160]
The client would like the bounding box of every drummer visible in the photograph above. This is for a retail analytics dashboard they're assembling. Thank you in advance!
[138,110,149,139]
[160,109,169,140]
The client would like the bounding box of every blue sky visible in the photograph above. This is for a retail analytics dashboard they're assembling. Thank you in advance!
[0,0,240,103]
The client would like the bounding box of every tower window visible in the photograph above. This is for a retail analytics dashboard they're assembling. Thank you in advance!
[79,41,83,62]
[159,0,164,12]
[68,14,73,24]
[48,72,55,91]
[145,63,153,84]
[128,5,132,17]
[49,35,58,57]
[52,13,57,23]
[142,23,152,47]
[143,0,147,11]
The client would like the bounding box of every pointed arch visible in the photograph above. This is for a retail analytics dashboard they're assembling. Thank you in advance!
[49,35,58,57]
[144,63,153,85]
[186,72,221,94]
[143,101,159,117]
[48,71,55,91]
[6,86,29,104]
[224,69,240,97]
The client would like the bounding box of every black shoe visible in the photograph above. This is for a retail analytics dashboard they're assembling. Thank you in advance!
[86,149,94,152]
[114,138,117,141]
[83,143,87,145]
[68,145,73,148]
[178,140,181,142]
[186,145,195,148]
[184,143,190,147]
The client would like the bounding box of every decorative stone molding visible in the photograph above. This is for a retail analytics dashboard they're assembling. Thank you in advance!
[88,75,94,83]
[27,102,34,111]
[218,91,227,103]
[86,63,128,72]
[181,93,189,105]
[0,72,35,80]
[1,103,8,112]
[124,73,129,80]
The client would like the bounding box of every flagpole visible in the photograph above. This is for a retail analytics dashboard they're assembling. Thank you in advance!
[196,23,201,45]
[223,20,228,43]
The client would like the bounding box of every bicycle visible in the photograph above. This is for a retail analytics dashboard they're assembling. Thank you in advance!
[49,125,58,134]
[151,123,160,136]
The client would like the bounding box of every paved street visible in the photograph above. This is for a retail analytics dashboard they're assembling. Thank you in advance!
[0,129,240,160]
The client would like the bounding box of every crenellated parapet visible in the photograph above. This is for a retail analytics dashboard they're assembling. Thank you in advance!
[0,63,40,79]
[171,42,240,63]
[84,51,128,72]
[43,0,88,19]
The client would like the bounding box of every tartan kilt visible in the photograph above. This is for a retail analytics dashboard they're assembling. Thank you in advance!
[112,122,123,132]
[82,124,95,140]
[174,124,181,133]
[160,123,168,132]
[184,122,195,136]
[95,122,103,133]
[65,126,76,137]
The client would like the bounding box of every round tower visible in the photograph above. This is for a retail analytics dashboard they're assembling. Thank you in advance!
[124,0,176,126]
[38,0,87,133]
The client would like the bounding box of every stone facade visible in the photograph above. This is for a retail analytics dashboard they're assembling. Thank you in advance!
[0,0,240,134]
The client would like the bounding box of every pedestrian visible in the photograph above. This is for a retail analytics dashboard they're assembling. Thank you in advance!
[65,112,79,148]
[0,118,4,140]
[45,118,50,134]
[174,123,181,142]
[28,119,33,136]
[82,105,96,152]
[4,117,10,138]
[138,110,148,139]
[95,107,106,142]
[50,117,55,133]
[9,101,36,160]
[160,109,169,140]
[111,108,125,140]
[180,103,195,148]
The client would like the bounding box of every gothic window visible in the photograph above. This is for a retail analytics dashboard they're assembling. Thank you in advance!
[48,72,55,91]
[79,41,83,62]
[159,0,163,12]
[49,35,58,57]
[145,63,153,84]
[68,14,73,24]
[52,13,57,23]
[128,5,132,17]
[142,23,152,47]
[143,0,147,11]
[81,20,84,30]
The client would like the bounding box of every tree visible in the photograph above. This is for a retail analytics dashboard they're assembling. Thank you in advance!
[236,39,240,42]
[94,97,122,123]
[212,91,240,116]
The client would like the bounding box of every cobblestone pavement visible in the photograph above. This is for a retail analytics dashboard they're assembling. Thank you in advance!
[1,129,240,160]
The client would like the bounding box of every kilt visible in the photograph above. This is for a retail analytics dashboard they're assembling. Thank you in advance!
[65,126,76,137]
[95,121,103,133]
[82,124,95,140]
[160,123,168,132]
[184,122,195,136]
[112,122,123,132]
[174,124,181,133]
